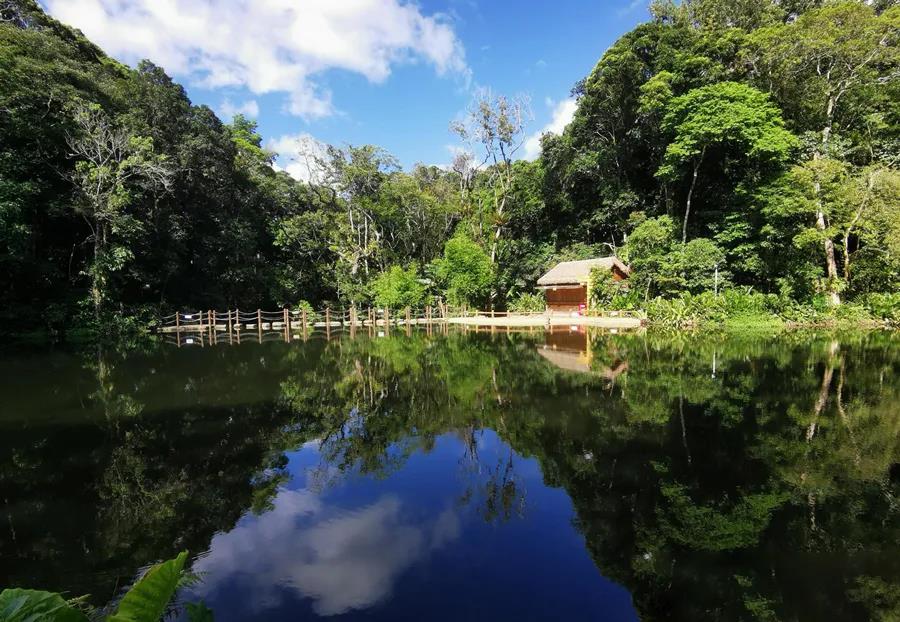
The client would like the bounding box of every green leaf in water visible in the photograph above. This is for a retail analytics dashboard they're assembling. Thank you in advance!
[0,589,89,622]
[106,551,188,622]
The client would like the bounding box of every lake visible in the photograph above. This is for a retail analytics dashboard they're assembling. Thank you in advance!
[1,327,899,621]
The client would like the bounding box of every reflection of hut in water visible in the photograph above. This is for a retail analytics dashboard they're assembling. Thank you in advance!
[536,327,629,381]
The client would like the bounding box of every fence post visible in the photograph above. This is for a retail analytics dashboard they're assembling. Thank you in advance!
[257,309,262,342]
[175,310,180,332]
[325,307,331,340]
[283,307,290,341]
[384,307,390,335]
[302,308,308,340]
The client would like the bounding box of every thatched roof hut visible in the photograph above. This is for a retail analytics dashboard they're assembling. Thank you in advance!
[537,257,630,313]
[536,257,630,288]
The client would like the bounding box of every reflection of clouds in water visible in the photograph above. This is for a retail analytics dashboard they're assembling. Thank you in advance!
[192,489,460,616]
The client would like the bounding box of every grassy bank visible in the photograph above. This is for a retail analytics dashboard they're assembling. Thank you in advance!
[637,291,899,330]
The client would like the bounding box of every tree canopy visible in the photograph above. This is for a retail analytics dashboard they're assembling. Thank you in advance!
[1,0,898,337]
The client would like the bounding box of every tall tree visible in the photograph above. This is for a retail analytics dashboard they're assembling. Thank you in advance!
[65,102,173,319]
[451,91,531,268]
[750,2,900,302]
[656,81,796,243]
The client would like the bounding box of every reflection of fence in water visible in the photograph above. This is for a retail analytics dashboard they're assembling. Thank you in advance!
[159,306,457,347]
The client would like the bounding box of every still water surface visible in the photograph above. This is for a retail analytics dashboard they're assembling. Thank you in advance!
[1,328,899,620]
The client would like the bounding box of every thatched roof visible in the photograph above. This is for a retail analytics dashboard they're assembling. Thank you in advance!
[536,257,630,287]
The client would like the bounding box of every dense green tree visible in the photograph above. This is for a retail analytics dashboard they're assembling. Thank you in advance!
[65,102,173,320]
[657,82,796,243]
[433,235,494,307]
[369,264,427,310]
[624,215,730,298]
[748,2,900,302]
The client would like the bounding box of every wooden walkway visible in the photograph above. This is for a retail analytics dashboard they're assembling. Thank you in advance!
[158,306,645,345]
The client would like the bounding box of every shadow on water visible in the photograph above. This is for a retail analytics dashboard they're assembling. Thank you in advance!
[1,328,899,620]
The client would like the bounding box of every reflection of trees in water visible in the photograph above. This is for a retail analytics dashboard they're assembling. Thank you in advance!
[0,343,316,602]
[274,329,900,620]
[456,426,526,524]
[1,330,899,619]
[533,331,900,621]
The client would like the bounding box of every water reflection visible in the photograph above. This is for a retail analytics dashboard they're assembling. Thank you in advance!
[192,487,460,616]
[0,329,898,620]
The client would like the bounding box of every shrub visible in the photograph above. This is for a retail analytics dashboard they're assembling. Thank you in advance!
[861,293,900,324]
[508,292,545,312]
[295,299,316,324]
[589,269,628,309]
[370,265,427,310]
[432,236,493,307]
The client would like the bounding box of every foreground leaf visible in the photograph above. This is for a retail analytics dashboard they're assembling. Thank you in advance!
[106,551,188,622]
[0,589,89,622]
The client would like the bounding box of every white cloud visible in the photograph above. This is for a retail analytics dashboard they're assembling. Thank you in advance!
[191,491,461,616]
[267,132,330,182]
[44,0,469,120]
[522,98,577,160]
[219,98,259,120]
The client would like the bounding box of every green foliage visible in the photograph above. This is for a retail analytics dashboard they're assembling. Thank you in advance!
[0,589,88,622]
[850,576,900,622]
[658,82,796,182]
[107,551,188,622]
[1,0,898,334]
[625,216,729,298]
[0,552,198,622]
[588,269,628,309]
[659,482,787,551]
[295,299,315,317]
[861,293,900,324]
[433,236,494,307]
[185,602,215,622]
[658,81,796,241]
[508,292,545,312]
[643,289,889,328]
[369,265,426,310]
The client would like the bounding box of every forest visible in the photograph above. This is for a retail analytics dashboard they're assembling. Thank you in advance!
[1,0,898,337]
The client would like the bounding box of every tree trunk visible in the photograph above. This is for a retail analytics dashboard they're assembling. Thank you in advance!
[816,95,840,305]
[92,229,102,322]
[90,220,109,322]
[682,149,704,244]
[815,207,841,305]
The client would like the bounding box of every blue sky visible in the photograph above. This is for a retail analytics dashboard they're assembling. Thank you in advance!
[42,0,650,174]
